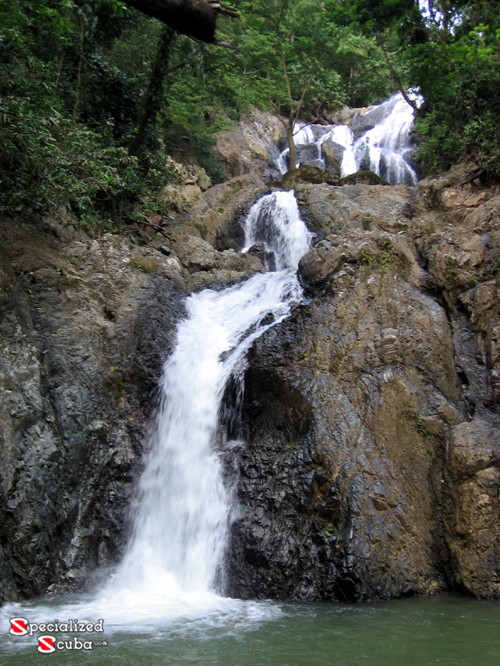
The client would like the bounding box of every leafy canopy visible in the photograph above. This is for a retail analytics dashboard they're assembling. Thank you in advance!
[330,0,500,178]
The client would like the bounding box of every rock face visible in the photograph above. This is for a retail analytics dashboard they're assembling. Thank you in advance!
[224,173,500,601]
[0,222,183,600]
[0,176,266,602]
[214,110,284,180]
[0,163,498,603]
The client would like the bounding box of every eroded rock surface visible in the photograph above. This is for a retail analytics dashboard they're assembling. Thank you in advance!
[225,172,499,601]
[0,177,264,602]
[0,220,188,600]
[0,164,498,603]
[214,110,284,180]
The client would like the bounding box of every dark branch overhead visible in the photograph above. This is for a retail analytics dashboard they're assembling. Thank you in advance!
[122,0,239,45]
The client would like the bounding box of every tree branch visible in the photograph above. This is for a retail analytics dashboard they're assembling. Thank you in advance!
[129,25,177,156]
[376,32,418,113]
[122,1,239,46]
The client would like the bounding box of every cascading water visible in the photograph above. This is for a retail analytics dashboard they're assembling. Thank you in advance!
[104,192,310,611]
[276,92,422,185]
[293,122,315,146]
[327,125,357,176]
[276,122,317,173]
[352,93,420,185]
[242,190,312,270]
[1,191,311,635]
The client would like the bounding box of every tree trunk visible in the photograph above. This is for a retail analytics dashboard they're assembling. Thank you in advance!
[129,25,176,157]
[376,32,418,113]
[122,0,238,43]
[286,117,297,172]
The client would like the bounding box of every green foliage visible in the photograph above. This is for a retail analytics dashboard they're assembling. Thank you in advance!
[229,0,348,116]
[3,0,496,231]
[489,259,500,278]
[1,96,119,211]
[0,0,399,223]
[411,18,500,178]
[177,0,394,116]
[333,28,394,106]
[0,94,172,222]
[358,237,407,275]
[416,415,433,439]
[336,0,500,179]
[0,0,173,225]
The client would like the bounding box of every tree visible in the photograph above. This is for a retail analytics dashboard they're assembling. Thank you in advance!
[122,0,239,45]
[0,0,175,221]
[411,0,499,178]
[128,24,177,156]
[229,0,347,172]
[327,0,423,109]
[329,0,500,179]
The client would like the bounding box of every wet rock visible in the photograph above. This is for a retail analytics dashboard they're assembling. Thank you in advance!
[214,110,284,179]
[295,144,324,169]
[1,163,498,604]
[445,419,500,597]
[0,221,191,600]
[0,171,275,601]
[320,139,343,176]
[339,171,387,186]
[281,166,338,190]
[168,174,268,251]
[226,175,500,601]
[351,101,398,136]
[226,263,461,600]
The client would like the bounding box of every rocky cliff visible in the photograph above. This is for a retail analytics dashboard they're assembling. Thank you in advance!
[0,148,498,602]
[225,171,499,601]
[0,176,264,602]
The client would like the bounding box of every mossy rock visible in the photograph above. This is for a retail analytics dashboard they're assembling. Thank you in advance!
[339,170,388,186]
[129,256,159,273]
[281,166,338,189]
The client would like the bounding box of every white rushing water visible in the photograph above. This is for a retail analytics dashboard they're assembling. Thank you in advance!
[352,92,420,185]
[327,125,357,176]
[242,190,313,270]
[276,122,318,173]
[1,191,311,637]
[103,194,310,616]
[276,92,422,185]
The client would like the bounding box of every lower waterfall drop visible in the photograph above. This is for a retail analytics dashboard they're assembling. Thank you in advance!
[97,189,312,625]
[0,191,311,633]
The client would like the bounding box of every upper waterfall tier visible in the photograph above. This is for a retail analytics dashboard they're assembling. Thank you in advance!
[276,92,423,185]
[242,190,314,270]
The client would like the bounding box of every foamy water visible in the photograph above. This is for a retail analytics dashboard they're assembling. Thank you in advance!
[0,191,310,643]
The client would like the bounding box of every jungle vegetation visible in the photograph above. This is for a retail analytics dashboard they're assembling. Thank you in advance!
[0,0,498,230]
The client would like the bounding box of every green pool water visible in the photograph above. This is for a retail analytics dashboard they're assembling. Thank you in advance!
[1,595,498,665]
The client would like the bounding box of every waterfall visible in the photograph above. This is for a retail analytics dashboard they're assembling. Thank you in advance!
[327,125,357,176]
[1,191,306,635]
[276,122,317,173]
[100,191,311,622]
[242,190,312,270]
[293,122,315,146]
[275,92,422,185]
[0,192,309,633]
[352,93,420,185]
